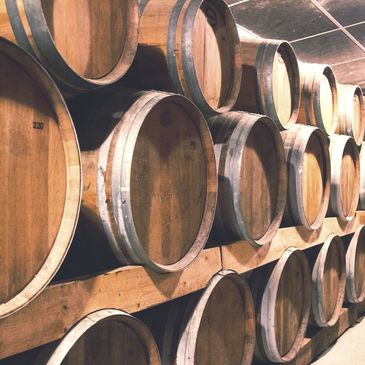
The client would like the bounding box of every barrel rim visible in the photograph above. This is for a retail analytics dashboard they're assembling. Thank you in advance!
[256,40,300,130]
[312,234,346,327]
[11,0,139,91]
[0,37,81,319]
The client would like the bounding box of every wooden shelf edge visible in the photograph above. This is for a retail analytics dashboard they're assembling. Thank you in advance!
[0,247,222,360]
[222,211,365,273]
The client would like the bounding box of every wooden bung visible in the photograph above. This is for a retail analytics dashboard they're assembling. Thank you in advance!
[250,248,311,363]
[0,0,139,92]
[281,125,331,230]
[69,90,217,273]
[359,142,365,209]
[0,39,81,318]
[2,309,161,364]
[307,234,346,327]
[298,62,338,135]
[208,111,287,246]
[141,271,255,365]
[133,0,242,117]
[328,134,360,222]
[344,226,365,303]
[234,38,300,130]
[337,83,365,146]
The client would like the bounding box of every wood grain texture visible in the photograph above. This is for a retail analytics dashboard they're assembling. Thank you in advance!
[235,38,300,130]
[0,39,81,318]
[359,143,365,210]
[209,111,287,246]
[298,62,338,135]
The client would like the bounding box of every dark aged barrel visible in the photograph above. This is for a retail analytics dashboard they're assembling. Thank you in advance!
[0,39,81,318]
[328,134,360,222]
[141,271,255,365]
[234,38,300,130]
[307,234,346,327]
[69,90,217,273]
[344,226,365,303]
[359,143,365,209]
[133,0,242,117]
[0,0,139,92]
[208,111,287,246]
[250,248,311,363]
[281,125,330,230]
[337,83,365,146]
[298,62,338,135]
[2,309,161,364]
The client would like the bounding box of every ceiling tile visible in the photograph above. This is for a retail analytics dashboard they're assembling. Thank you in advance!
[230,0,337,41]
[347,23,365,47]
[332,58,365,85]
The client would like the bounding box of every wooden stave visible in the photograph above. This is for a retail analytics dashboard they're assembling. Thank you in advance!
[0,38,81,319]
[282,125,331,230]
[329,134,360,222]
[251,247,311,363]
[345,225,365,303]
[208,111,287,246]
[136,0,242,117]
[310,234,346,327]
[298,62,338,135]
[359,142,365,209]
[0,0,139,92]
[73,90,217,273]
[337,83,365,146]
[235,38,301,130]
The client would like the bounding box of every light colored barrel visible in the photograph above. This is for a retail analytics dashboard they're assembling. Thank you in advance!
[337,83,365,146]
[251,248,311,363]
[281,125,331,230]
[310,234,346,327]
[0,39,81,318]
[345,226,365,303]
[328,134,360,222]
[70,90,217,273]
[208,111,287,246]
[0,0,139,92]
[235,38,300,130]
[134,0,242,117]
[298,62,338,135]
[359,143,365,209]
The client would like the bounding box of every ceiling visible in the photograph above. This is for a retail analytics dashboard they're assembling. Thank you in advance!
[228,0,365,89]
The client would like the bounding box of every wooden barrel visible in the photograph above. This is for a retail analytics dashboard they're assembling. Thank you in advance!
[281,125,331,230]
[298,62,338,135]
[328,134,360,222]
[69,90,217,273]
[337,83,365,146]
[208,111,287,246]
[234,38,300,130]
[251,248,311,363]
[142,271,255,365]
[133,0,242,117]
[0,39,81,318]
[0,0,139,92]
[359,143,365,209]
[344,226,365,303]
[308,234,346,327]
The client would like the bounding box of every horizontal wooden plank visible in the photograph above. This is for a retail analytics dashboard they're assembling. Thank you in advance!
[222,212,364,272]
[0,247,222,360]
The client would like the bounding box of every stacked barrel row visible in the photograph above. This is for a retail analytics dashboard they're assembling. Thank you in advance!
[0,0,365,364]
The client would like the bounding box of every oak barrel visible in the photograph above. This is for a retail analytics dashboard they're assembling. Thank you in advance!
[250,248,311,363]
[0,39,81,318]
[344,226,365,303]
[359,143,365,209]
[337,83,365,145]
[234,38,300,130]
[308,234,346,327]
[208,111,287,246]
[133,0,242,117]
[298,62,338,135]
[328,134,360,222]
[141,271,255,365]
[0,0,139,92]
[69,90,217,273]
[281,125,331,230]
